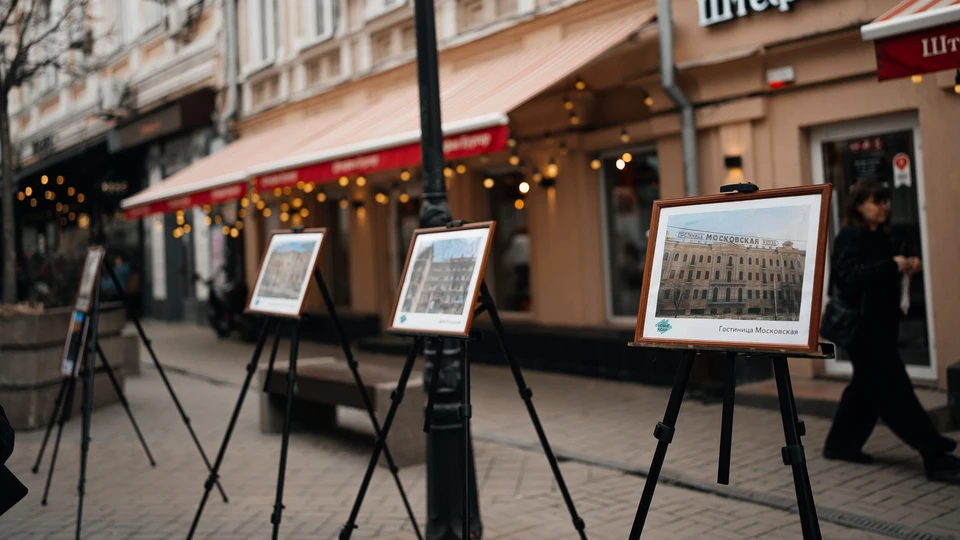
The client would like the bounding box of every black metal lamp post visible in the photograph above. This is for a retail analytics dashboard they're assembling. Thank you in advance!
[411,0,482,538]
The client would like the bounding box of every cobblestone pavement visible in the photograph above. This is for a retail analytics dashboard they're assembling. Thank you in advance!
[3,321,958,539]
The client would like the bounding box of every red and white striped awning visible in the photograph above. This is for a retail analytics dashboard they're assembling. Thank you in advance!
[122,8,657,219]
[861,0,960,80]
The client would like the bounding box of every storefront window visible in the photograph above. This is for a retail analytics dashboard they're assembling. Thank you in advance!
[602,149,660,318]
[484,171,530,312]
[395,194,421,280]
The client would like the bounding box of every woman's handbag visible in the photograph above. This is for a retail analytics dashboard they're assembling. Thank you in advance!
[819,295,863,349]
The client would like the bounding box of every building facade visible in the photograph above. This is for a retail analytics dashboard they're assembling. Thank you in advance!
[658,238,805,320]
[121,0,960,390]
[10,0,227,320]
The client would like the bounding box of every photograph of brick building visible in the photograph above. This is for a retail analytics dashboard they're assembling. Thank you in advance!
[401,238,483,315]
[654,206,809,321]
[257,240,318,300]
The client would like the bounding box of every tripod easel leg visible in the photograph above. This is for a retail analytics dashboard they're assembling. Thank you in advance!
[97,344,156,467]
[102,261,229,502]
[479,283,587,539]
[41,370,79,506]
[33,376,70,474]
[772,357,822,540]
[314,272,423,540]
[270,321,300,540]
[339,340,421,540]
[629,350,696,540]
[76,281,102,540]
[718,352,737,485]
[422,338,442,433]
[187,319,275,540]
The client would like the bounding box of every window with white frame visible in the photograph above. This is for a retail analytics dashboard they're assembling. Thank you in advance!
[246,0,279,68]
[302,0,335,43]
[365,0,406,22]
[142,0,165,32]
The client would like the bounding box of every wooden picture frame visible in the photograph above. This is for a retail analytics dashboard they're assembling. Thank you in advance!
[387,222,497,338]
[631,185,832,354]
[245,228,327,319]
[74,246,105,314]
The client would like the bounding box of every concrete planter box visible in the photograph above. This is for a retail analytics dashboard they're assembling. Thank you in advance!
[0,304,136,431]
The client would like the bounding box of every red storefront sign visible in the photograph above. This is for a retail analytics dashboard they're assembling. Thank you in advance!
[124,182,247,219]
[254,125,510,191]
[874,23,960,80]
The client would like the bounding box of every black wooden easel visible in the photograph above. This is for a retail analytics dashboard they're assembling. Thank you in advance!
[338,272,589,540]
[186,264,422,540]
[30,248,229,539]
[627,346,830,540]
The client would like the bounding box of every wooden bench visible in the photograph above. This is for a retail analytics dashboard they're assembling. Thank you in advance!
[258,357,425,468]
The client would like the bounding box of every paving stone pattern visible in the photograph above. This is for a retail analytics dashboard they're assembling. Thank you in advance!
[2,321,957,539]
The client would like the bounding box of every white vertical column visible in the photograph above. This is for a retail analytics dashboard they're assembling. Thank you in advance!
[192,207,211,300]
[146,156,168,301]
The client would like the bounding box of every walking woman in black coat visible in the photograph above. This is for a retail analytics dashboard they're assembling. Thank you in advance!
[823,180,960,483]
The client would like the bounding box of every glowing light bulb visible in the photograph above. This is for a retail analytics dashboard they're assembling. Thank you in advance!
[644,95,654,107]
[303,183,314,193]
[280,212,289,222]
[222,225,231,235]
[569,112,580,125]
[575,77,586,91]
[339,199,349,209]
[911,74,923,84]
[280,202,290,212]
[230,228,239,238]
[30,198,37,207]
[616,159,626,170]
[240,197,250,208]
[273,187,283,196]
[455,163,467,174]
[544,159,559,179]
[183,224,192,233]
[399,193,410,203]
[292,197,302,208]
[56,175,64,185]
[283,186,292,195]
[590,159,601,170]
[25,187,32,196]
[620,128,630,144]
[338,176,349,187]
[563,96,574,110]
[443,166,454,178]
[508,154,520,166]
[519,181,530,194]
[300,208,309,217]
[317,192,327,202]
[17,192,24,201]
[400,170,411,181]
[483,178,495,189]
[622,152,633,163]
[356,176,367,187]
[514,199,525,210]
[262,207,272,217]
[205,216,213,225]
[41,175,48,185]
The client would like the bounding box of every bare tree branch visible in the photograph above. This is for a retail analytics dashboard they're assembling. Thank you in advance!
[0,0,23,36]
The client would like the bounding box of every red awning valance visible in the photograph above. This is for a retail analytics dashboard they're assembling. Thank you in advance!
[861,0,960,80]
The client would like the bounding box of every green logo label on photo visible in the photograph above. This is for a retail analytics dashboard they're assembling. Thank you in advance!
[655,319,672,334]
[400,314,408,323]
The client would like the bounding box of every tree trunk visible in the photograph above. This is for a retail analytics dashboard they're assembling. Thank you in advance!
[0,90,17,304]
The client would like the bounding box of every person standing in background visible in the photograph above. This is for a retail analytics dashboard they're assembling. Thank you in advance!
[822,180,959,483]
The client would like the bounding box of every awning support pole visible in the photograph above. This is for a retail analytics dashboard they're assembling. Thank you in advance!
[658,0,699,197]
[412,0,483,537]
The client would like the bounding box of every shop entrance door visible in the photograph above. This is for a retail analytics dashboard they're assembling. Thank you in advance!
[810,113,936,381]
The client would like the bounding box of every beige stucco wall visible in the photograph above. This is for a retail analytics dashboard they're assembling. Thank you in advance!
[235,0,959,387]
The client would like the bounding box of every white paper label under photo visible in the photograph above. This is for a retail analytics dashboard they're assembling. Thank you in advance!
[640,193,824,348]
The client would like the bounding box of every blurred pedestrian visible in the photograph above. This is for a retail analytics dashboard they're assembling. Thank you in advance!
[822,180,959,483]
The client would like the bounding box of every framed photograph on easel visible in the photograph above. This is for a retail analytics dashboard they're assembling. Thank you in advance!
[74,247,105,314]
[246,229,326,318]
[387,222,496,337]
[632,185,832,354]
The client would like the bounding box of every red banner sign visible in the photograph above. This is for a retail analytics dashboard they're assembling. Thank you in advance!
[254,125,510,190]
[124,124,510,220]
[874,22,960,80]
[124,182,247,220]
